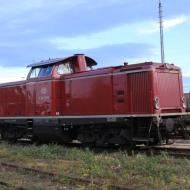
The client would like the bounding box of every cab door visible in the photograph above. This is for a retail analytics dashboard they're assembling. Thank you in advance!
[26,66,53,116]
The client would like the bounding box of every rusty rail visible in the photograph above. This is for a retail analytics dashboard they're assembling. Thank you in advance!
[0,180,27,190]
[150,144,190,158]
[0,161,134,190]
[133,143,190,159]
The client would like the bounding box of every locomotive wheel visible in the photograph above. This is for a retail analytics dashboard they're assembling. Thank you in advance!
[106,128,126,145]
[1,127,15,141]
[78,130,96,144]
[0,126,23,141]
[95,132,107,146]
[77,126,134,147]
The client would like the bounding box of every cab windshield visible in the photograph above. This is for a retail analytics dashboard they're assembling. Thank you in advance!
[29,66,53,78]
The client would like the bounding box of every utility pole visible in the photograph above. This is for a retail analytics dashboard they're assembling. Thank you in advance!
[159,0,165,64]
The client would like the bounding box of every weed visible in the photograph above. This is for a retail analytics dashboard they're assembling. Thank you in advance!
[0,142,190,190]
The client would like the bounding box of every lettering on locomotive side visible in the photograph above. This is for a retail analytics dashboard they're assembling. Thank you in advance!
[38,95,50,101]
[38,87,50,101]
[41,87,47,94]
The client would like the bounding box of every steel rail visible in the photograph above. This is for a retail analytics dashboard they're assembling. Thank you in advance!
[133,143,190,159]
[0,161,134,190]
[0,180,27,190]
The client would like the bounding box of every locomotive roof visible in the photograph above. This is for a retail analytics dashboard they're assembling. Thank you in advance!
[27,54,97,68]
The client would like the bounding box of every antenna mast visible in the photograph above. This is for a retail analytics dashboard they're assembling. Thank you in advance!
[159,0,165,64]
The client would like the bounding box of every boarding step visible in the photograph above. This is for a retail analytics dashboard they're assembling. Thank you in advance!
[132,138,154,143]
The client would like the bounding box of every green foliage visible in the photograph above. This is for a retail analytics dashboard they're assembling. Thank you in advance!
[0,142,190,190]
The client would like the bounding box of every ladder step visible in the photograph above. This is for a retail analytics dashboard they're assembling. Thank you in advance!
[133,138,153,142]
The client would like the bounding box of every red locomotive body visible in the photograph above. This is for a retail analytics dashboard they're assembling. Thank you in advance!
[0,54,186,145]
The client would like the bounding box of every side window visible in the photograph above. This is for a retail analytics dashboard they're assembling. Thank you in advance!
[45,66,53,76]
[29,66,53,79]
[30,68,40,78]
[57,63,74,75]
[38,66,53,77]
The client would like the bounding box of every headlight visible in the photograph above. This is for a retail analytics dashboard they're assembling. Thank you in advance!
[154,97,160,110]
[182,97,186,109]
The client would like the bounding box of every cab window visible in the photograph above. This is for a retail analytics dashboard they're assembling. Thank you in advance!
[30,68,40,78]
[57,63,74,75]
[38,66,53,77]
[29,66,53,78]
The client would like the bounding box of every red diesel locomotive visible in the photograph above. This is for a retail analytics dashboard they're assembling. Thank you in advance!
[0,54,186,145]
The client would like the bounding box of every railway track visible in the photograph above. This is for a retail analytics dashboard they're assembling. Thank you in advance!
[149,143,190,158]
[130,141,190,159]
[0,180,27,190]
[1,140,190,189]
[0,161,134,190]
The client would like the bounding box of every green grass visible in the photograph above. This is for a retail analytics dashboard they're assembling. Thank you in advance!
[0,142,190,190]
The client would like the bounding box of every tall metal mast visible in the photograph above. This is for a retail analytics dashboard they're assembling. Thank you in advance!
[159,0,165,64]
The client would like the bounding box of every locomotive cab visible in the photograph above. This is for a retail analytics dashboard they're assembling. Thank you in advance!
[27,54,97,80]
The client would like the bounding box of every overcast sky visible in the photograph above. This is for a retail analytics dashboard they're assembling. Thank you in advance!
[0,0,190,90]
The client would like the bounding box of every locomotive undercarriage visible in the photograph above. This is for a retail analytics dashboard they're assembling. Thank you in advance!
[75,116,188,146]
[0,116,187,146]
[0,125,32,142]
